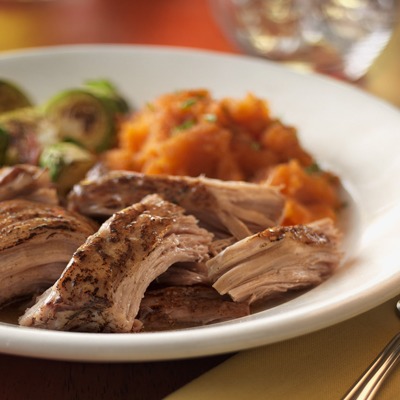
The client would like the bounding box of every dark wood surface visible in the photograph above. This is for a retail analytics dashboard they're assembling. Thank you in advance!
[0,1,236,399]
[0,352,232,400]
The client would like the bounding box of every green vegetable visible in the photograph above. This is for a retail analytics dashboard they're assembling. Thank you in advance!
[250,141,261,151]
[204,113,217,123]
[39,142,96,194]
[0,79,33,115]
[0,127,9,166]
[173,119,196,133]
[44,89,117,153]
[181,97,197,109]
[44,80,130,153]
[0,107,51,165]
[84,79,130,114]
[305,162,322,174]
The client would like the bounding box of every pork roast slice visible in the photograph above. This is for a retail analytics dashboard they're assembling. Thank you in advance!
[0,164,58,204]
[207,219,341,304]
[155,262,211,286]
[0,199,98,307]
[19,194,213,332]
[138,285,250,331]
[67,170,285,239]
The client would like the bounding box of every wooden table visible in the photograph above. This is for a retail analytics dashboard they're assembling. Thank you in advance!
[0,1,399,399]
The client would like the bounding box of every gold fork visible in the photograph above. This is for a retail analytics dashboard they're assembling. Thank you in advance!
[342,300,400,400]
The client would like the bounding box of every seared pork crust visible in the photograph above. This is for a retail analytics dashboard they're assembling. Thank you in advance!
[0,164,58,204]
[19,194,213,332]
[138,285,250,331]
[67,170,285,239]
[0,199,98,307]
[207,219,341,304]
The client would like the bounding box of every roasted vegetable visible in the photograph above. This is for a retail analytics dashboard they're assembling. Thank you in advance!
[84,79,130,114]
[0,79,32,115]
[0,78,129,172]
[0,127,9,166]
[0,108,49,165]
[39,142,96,194]
[44,80,129,153]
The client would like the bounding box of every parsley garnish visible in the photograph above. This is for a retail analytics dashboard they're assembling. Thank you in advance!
[146,102,155,111]
[250,141,261,151]
[204,113,217,123]
[305,162,321,174]
[181,97,198,109]
[173,119,196,134]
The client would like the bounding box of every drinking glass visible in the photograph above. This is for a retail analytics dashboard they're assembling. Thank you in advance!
[209,0,398,81]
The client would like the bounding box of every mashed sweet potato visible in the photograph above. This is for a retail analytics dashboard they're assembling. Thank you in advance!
[105,89,342,225]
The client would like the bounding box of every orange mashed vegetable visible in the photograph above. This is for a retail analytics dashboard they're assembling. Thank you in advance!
[105,89,341,225]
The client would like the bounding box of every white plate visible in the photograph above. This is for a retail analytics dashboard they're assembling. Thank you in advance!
[1,44,400,362]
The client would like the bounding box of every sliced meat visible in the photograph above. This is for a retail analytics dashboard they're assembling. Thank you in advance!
[19,194,213,332]
[0,199,98,307]
[0,164,58,204]
[67,170,285,239]
[138,285,250,331]
[156,262,211,286]
[207,219,341,304]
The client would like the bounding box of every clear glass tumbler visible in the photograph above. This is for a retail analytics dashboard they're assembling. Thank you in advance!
[209,0,398,81]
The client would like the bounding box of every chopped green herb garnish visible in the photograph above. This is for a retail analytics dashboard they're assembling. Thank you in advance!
[250,141,261,151]
[181,97,197,109]
[305,162,321,174]
[146,102,155,111]
[204,113,217,123]
[173,119,196,133]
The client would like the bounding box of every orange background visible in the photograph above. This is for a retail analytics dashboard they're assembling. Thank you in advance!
[0,0,399,108]
[0,0,236,53]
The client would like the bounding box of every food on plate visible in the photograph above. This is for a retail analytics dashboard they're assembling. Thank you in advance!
[0,107,48,165]
[267,160,340,225]
[105,89,305,177]
[138,285,250,332]
[0,127,8,165]
[0,82,345,333]
[0,199,98,307]
[208,219,341,304]
[0,79,129,192]
[67,170,285,240]
[0,164,58,204]
[0,79,32,115]
[19,194,213,332]
[105,89,341,225]
[44,80,129,153]
[0,83,342,226]
[39,142,96,195]
[155,261,211,287]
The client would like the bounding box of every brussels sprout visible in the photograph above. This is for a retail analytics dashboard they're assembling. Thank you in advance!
[84,79,130,114]
[39,141,96,194]
[0,79,32,115]
[44,89,119,153]
[0,127,9,166]
[0,108,46,165]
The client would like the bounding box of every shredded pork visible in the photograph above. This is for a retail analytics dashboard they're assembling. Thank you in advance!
[19,195,213,332]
